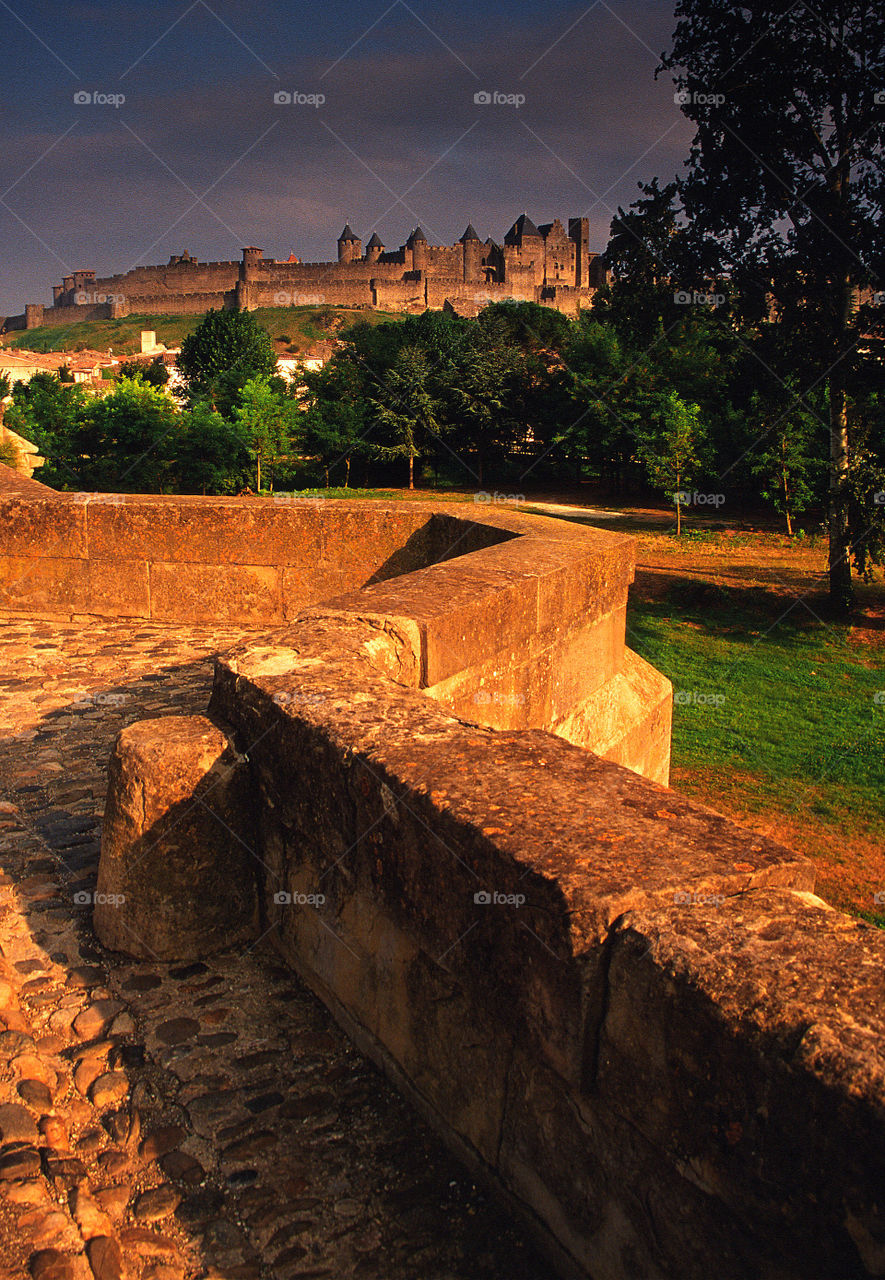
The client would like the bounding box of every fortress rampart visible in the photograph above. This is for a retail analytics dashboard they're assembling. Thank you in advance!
[8,215,607,330]
[0,488,883,1278]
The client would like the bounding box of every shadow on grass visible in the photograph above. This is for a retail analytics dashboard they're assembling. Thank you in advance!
[630,573,832,643]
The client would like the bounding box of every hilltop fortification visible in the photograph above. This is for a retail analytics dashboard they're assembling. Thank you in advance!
[6,215,608,331]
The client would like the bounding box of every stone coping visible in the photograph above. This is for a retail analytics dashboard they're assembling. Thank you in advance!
[208,616,885,1280]
[0,495,635,635]
[216,619,813,958]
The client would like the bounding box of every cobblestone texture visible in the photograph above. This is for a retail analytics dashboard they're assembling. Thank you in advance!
[0,617,554,1280]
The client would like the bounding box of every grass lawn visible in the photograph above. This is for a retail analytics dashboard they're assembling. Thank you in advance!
[7,305,405,356]
[619,527,885,924]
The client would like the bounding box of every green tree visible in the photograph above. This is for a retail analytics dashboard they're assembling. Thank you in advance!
[561,319,637,486]
[234,375,296,492]
[444,342,518,487]
[74,378,179,492]
[4,373,89,489]
[476,300,571,354]
[299,359,368,488]
[370,346,442,489]
[662,0,885,609]
[637,392,708,535]
[597,179,708,348]
[117,357,169,388]
[746,382,823,535]
[172,402,250,494]
[177,309,278,416]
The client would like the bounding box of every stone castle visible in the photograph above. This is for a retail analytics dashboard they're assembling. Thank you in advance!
[8,215,608,331]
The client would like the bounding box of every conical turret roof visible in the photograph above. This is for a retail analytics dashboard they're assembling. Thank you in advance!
[407,225,427,245]
[459,223,481,242]
[505,213,541,242]
[338,223,359,242]
[366,232,384,248]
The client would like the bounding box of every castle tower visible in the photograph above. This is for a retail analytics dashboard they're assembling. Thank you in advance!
[406,226,428,272]
[337,224,361,263]
[459,223,483,284]
[504,213,543,246]
[504,214,545,286]
[365,232,384,264]
[238,247,263,311]
[568,217,590,289]
[241,246,263,276]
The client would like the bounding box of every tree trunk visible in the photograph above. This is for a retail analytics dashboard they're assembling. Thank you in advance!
[345,456,350,488]
[782,442,792,536]
[256,452,261,493]
[827,277,855,613]
[676,467,682,536]
[828,379,852,610]
[408,450,414,491]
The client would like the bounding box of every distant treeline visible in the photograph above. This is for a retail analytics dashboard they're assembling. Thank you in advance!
[4,291,884,552]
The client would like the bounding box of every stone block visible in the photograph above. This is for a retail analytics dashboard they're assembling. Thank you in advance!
[0,496,86,558]
[148,562,282,624]
[0,556,86,615]
[94,715,259,960]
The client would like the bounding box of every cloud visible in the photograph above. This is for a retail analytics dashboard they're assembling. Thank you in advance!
[0,1,691,313]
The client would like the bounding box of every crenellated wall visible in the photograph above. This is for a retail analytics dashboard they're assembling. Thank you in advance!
[23,217,611,324]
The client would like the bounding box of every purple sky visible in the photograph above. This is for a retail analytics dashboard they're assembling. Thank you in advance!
[0,0,692,314]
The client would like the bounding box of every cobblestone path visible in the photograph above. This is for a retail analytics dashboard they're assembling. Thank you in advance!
[0,617,553,1280]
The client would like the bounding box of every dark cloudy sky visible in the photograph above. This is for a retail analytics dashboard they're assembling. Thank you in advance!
[0,0,692,315]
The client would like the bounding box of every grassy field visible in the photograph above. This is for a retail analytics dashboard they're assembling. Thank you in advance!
[7,305,405,356]
[611,522,885,924]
